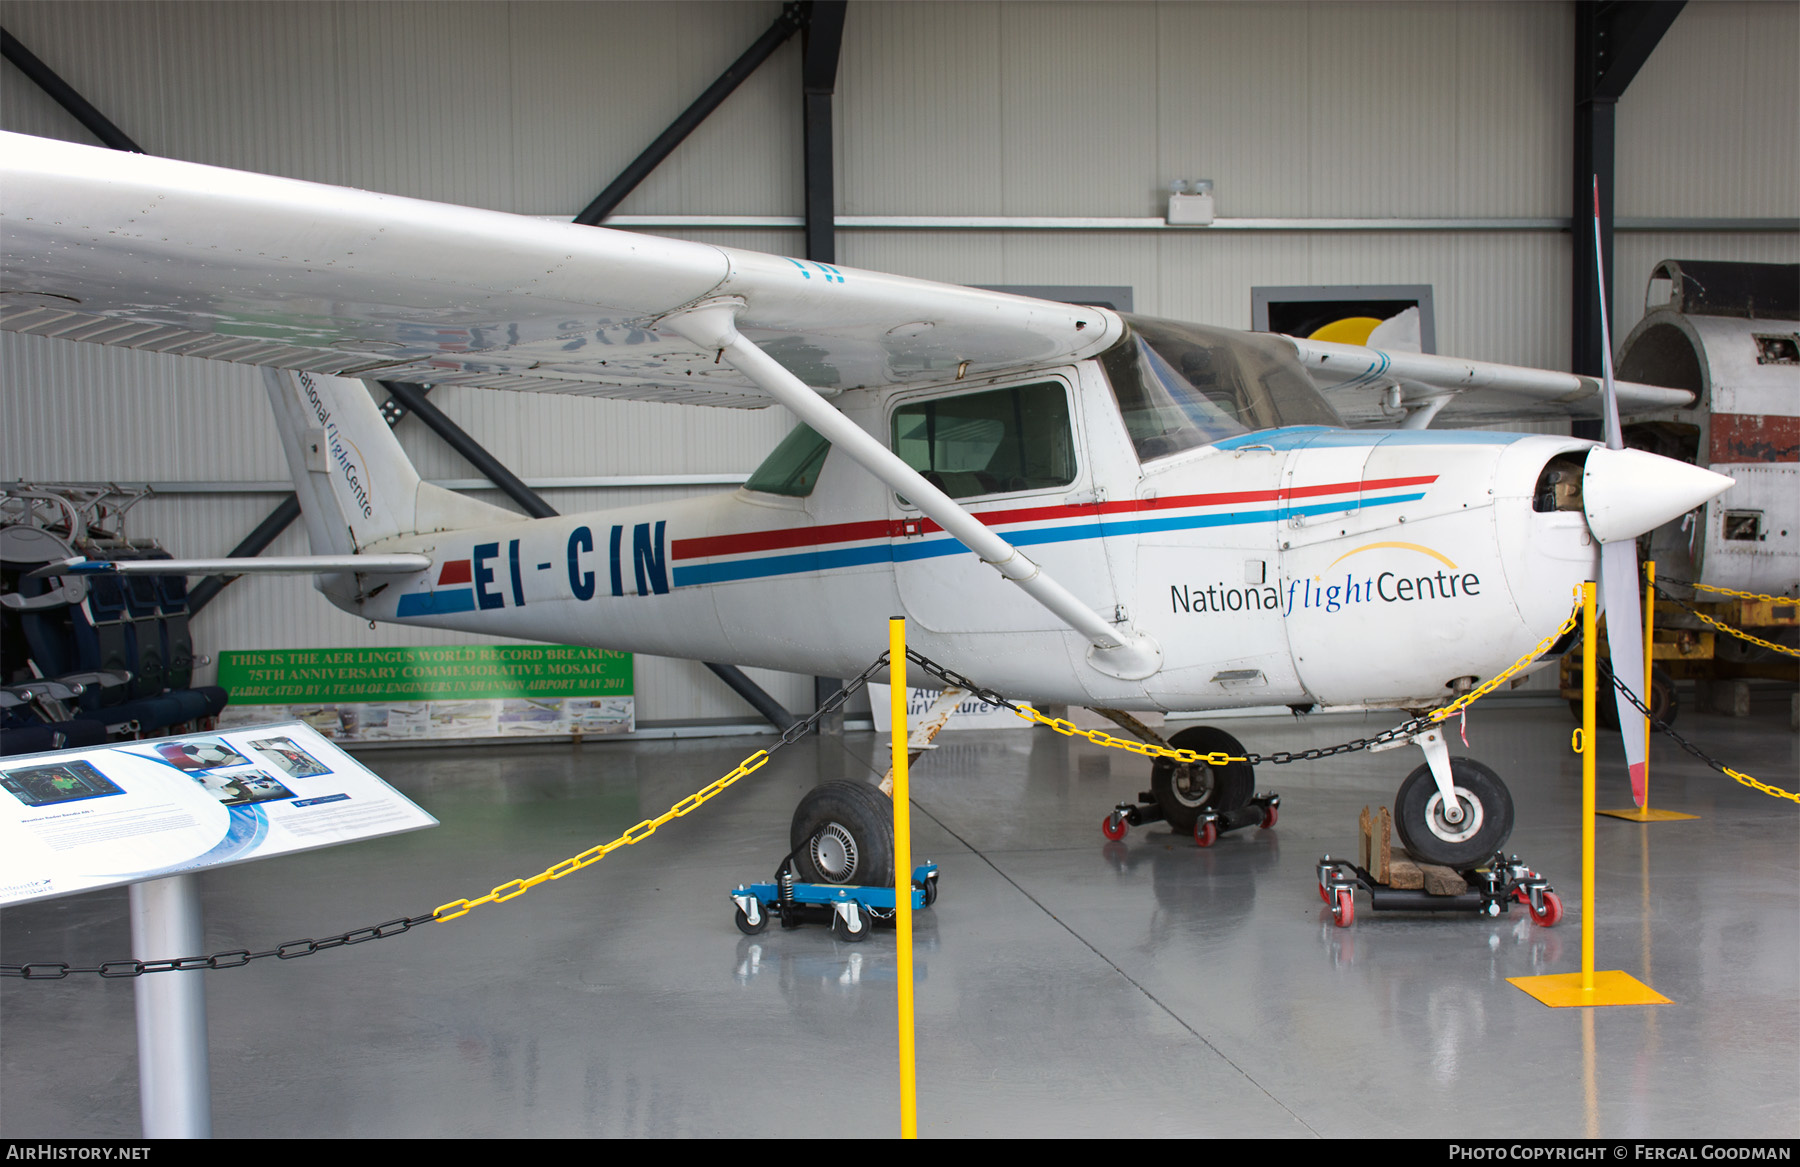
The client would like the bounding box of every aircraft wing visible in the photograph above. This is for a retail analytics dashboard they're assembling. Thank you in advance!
[0,132,1118,407]
[1287,337,1694,427]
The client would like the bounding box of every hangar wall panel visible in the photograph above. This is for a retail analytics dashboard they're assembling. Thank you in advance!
[2,0,1792,727]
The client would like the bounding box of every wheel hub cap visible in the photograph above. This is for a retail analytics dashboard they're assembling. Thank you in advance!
[811,823,858,882]
[1424,787,1483,843]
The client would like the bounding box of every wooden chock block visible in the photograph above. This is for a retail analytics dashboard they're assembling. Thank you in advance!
[1375,807,1392,885]
[1386,856,1424,889]
[1419,863,1465,896]
[1357,806,1394,884]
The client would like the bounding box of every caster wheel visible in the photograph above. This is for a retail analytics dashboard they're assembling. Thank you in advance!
[734,903,768,935]
[1194,819,1218,848]
[1260,803,1278,830]
[831,906,869,942]
[1528,890,1563,927]
[1101,814,1128,842]
[1318,879,1331,903]
[1333,888,1355,927]
[920,874,939,907]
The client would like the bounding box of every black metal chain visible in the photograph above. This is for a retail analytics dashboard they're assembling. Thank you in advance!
[4,913,440,980]
[4,660,896,981]
[902,648,1437,766]
[1593,655,1787,797]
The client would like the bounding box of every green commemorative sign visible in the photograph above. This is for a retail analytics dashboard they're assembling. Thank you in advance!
[215,645,634,742]
[218,645,631,704]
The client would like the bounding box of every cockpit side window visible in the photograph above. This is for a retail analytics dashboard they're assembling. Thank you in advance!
[744,422,831,497]
[1101,315,1344,462]
[890,380,1076,501]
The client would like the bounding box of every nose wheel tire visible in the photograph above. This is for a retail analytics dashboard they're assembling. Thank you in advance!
[791,780,895,888]
[1150,725,1254,835]
[1393,758,1514,868]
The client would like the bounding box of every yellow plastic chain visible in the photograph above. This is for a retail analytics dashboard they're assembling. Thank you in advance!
[1428,594,1584,725]
[1676,605,1800,658]
[1006,705,1249,766]
[1726,766,1800,804]
[1011,591,1586,766]
[1681,582,1800,605]
[432,748,773,922]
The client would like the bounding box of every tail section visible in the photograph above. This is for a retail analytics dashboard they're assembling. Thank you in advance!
[261,368,523,560]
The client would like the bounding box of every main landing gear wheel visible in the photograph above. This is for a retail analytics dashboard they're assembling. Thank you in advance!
[791,780,895,888]
[1393,758,1514,869]
[1149,726,1254,835]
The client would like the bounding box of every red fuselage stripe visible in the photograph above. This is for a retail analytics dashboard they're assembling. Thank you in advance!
[669,475,1437,561]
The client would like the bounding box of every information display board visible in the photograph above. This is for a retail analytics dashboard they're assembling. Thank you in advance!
[0,722,436,907]
[215,644,633,742]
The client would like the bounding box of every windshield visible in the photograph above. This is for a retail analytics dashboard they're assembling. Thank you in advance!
[1100,315,1343,461]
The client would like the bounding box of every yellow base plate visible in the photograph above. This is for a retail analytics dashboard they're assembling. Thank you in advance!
[1597,807,1700,821]
[1508,970,1673,1008]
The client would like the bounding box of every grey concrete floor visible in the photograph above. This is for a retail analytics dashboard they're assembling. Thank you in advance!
[2,692,1796,1139]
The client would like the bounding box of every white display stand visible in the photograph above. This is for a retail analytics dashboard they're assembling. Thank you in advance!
[0,722,438,1138]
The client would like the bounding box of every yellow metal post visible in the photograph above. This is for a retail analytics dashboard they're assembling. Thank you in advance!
[1582,580,1597,991]
[1644,560,1654,783]
[1510,584,1671,1008]
[890,618,918,1139]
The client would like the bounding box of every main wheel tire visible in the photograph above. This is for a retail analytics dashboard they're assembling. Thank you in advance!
[791,780,895,887]
[1393,758,1514,868]
[1150,726,1254,834]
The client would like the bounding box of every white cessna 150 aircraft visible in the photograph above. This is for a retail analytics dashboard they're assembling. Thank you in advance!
[1,132,1733,883]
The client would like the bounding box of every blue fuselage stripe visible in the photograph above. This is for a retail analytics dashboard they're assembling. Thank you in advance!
[396,588,477,617]
[668,492,1426,588]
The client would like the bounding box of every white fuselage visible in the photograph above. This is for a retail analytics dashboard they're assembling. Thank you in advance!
[344,359,1596,712]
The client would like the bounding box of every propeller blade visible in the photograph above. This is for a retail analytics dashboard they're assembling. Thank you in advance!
[1589,174,1646,804]
[1599,539,1649,805]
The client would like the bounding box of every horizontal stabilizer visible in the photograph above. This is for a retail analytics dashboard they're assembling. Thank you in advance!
[32,554,432,578]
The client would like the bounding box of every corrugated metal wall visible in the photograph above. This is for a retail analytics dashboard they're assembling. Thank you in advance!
[3,1,1795,723]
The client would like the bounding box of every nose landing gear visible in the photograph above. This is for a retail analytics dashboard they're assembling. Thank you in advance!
[1388,738,1514,868]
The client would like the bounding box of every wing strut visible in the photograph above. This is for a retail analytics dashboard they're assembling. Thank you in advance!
[664,300,1162,681]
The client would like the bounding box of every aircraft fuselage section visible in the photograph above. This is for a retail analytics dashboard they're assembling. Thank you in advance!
[352,407,1598,713]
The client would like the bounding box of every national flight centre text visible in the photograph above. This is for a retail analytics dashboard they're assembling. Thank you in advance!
[1170,570,1482,617]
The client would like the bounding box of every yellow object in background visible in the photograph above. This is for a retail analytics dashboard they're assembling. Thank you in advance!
[1307,316,1385,345]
